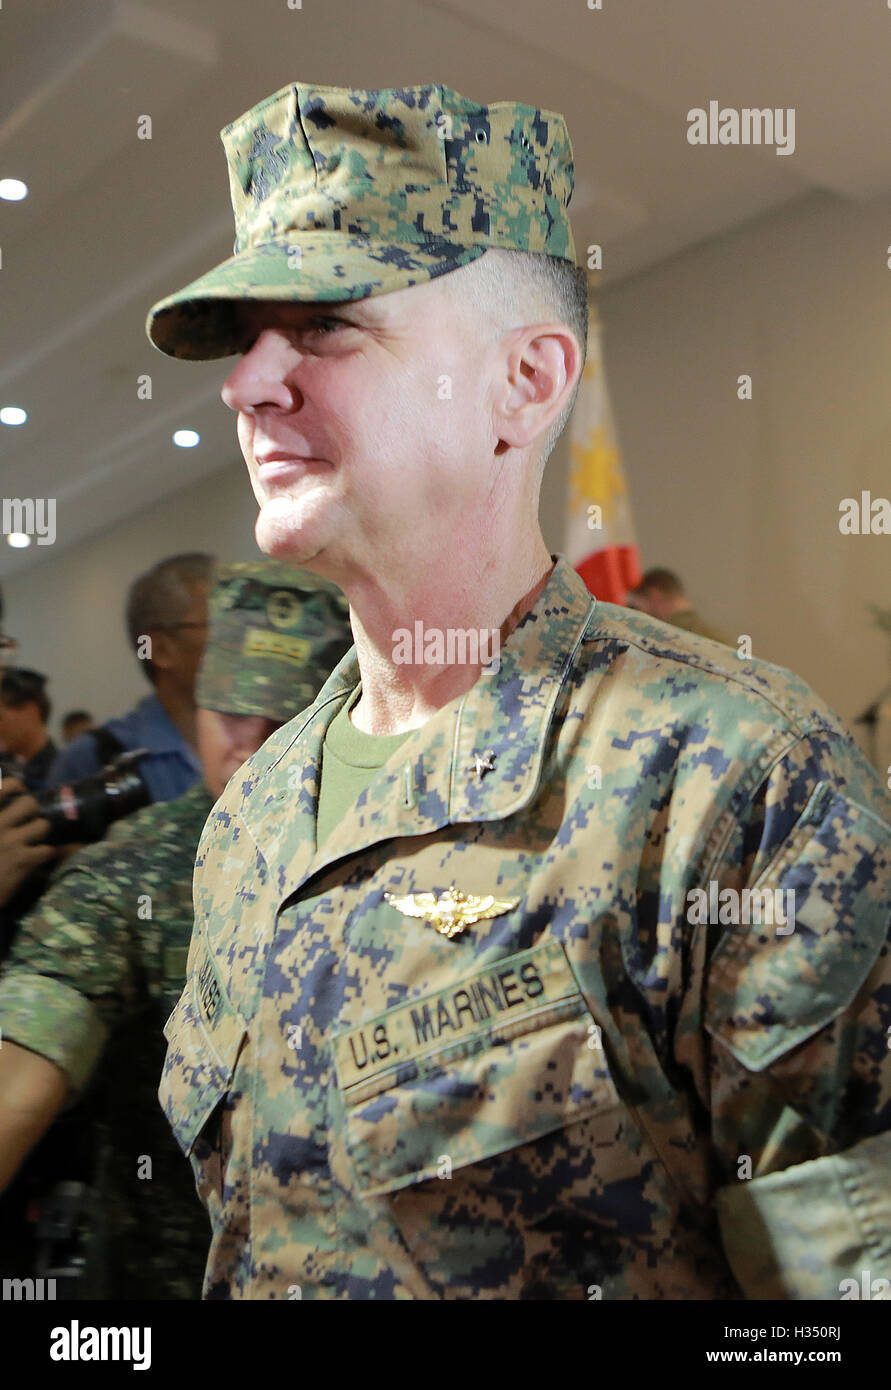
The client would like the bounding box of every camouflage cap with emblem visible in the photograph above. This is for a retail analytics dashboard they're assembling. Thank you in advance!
[146,80,577,360]
[197,559,352,721]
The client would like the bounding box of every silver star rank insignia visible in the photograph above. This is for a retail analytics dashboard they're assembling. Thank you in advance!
[469,749,496,779]
[384,885,520,939]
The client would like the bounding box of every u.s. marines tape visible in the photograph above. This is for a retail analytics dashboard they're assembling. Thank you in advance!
[334,940,586,1096]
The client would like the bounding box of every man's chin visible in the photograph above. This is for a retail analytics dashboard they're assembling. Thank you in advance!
[254,501,322,565]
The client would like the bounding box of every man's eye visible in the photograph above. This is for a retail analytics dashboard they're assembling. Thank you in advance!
[306,317,343,335]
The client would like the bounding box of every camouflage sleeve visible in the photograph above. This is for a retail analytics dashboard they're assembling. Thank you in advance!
[0,849,145,1100]
[700,724,891,1299]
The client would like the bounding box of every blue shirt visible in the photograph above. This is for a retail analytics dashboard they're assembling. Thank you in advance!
[49,693,201,805]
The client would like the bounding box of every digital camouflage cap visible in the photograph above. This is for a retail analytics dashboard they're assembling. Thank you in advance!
[146,80,577,360]
[197,560,352,721]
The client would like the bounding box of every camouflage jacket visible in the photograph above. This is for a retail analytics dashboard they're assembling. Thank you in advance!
[0,781,214,1299]
[161,558,891,1300]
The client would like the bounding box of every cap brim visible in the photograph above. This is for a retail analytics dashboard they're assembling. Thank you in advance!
[146,234,486,360]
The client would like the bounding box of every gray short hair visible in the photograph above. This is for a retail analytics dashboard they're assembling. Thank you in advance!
[126,552,213,683]
[446,248,589,467]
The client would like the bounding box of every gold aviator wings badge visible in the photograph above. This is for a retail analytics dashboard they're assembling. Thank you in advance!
[384,885,520,940]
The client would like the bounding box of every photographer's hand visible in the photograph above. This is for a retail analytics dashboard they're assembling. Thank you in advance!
[0,780,57,907]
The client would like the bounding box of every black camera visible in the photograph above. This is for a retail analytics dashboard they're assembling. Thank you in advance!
[0,749,151,845]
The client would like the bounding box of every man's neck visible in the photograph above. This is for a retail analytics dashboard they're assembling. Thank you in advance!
[154,680,198,749]
[345,540,554,736]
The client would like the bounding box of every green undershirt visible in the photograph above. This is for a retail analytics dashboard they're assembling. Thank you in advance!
[316,684,412,849]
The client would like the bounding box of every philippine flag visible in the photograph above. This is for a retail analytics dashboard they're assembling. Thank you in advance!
[565,306,641,603]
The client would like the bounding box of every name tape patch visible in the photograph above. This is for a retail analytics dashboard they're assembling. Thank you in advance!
[243,627,311,666]
[189,940,246,1074]
[196,950,223,1024]
[334,939,583,1091]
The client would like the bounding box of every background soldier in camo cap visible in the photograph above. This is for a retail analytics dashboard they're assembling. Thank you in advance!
[199,560,351,717]
[148,79,890,1301]
[0,560,352,1299]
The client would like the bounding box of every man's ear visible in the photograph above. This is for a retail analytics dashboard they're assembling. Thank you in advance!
[492,323,582,453]
[148,627,176,674]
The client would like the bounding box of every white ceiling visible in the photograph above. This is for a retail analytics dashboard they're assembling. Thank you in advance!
[1,0,887,578]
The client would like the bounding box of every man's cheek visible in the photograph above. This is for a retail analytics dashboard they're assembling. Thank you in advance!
[243,462,267,506]
[237,414,255,461]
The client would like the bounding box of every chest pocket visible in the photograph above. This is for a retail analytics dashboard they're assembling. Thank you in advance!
[333,940,618,1197]
[160,935,247,1159]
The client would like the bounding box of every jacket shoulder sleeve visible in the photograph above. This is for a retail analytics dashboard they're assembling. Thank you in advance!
[0,842,147,1094]
[702,726,891,1298]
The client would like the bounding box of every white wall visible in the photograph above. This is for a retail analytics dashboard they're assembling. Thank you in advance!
[6,185,891,751]
[5,462,258,737]
[553,188,891,742]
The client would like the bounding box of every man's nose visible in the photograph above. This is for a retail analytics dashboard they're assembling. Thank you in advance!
[221,329,302,413]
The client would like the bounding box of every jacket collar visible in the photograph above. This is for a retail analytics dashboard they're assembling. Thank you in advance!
[238,556,597,901]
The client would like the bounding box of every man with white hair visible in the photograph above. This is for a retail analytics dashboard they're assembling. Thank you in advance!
[148,81,891,1301]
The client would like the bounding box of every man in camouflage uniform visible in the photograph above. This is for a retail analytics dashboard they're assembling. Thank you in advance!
[0,561,352,1298]
[147,81,891,1300]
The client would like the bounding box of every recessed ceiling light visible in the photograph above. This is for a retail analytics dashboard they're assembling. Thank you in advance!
[0,406,27,426]
[0,179,28,201]
[7,533,31,548]
[173,429,200,448]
